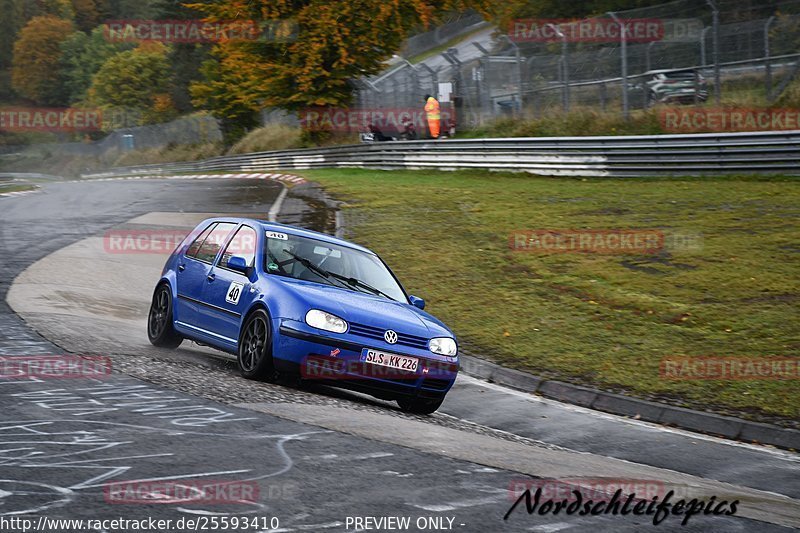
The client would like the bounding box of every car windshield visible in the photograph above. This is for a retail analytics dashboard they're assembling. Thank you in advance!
[264,231,407,303]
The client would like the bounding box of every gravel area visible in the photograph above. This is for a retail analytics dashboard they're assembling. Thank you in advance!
[110,351,568,452]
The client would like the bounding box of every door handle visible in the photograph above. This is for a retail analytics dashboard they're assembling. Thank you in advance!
[207,274,215,282]
[178,264,185,272]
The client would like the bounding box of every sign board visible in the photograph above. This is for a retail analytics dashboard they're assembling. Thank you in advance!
[438,82,453,103]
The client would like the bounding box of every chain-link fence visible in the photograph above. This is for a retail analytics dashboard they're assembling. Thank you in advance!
[354,0,800,131]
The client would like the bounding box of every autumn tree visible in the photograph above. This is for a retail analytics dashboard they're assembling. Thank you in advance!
[154,0,210,113]
[71,0,108,32]
[106,0,160,19]
[188,0,496,143]
[30,0,76,20]
[60,26,132,104]
[0,0,26,70]
[88,42,176,126]
[11,15,74,105]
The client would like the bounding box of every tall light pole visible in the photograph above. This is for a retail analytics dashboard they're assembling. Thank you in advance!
[706,0,721,105]
[608,12,629,120]
[764,16,775,98]
[499,35,524,116]
[700,26,709,66]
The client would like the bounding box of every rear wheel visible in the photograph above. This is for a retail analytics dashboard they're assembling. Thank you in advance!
[147,284,183,349]
[397,397,444,415]
[238,309,276,381]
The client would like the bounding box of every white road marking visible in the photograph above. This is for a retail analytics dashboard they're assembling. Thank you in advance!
[528,523,574,532]
[268,184,289,222]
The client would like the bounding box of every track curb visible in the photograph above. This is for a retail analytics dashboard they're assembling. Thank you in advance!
[459,354,800,450]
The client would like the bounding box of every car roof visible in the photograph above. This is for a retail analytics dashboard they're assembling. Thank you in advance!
[647,69,698,76]
[200,217,375,255]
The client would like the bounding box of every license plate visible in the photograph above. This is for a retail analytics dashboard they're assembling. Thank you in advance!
[360,349,419,373]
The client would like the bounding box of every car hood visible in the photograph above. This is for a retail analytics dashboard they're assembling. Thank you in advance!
[280,279,453,338]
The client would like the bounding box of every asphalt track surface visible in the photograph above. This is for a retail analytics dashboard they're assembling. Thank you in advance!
[1,177,798,532]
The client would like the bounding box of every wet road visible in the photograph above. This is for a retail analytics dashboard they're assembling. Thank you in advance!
[0,177,798,532]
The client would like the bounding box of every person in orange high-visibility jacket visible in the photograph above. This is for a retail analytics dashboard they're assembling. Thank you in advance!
[424,94,440,139]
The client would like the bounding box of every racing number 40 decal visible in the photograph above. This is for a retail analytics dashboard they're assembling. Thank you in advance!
[226,282,245,305]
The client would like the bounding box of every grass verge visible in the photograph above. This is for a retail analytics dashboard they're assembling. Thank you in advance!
[298,168,800,424]
[0,184,36,194]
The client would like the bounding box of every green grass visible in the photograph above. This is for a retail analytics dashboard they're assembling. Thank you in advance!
[0,184,36,194]
[298,168,800,423]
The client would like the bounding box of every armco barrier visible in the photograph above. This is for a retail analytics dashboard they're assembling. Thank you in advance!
[82,130,800,179]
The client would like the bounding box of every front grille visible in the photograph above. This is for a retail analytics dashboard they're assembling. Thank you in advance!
[348,322,429,350]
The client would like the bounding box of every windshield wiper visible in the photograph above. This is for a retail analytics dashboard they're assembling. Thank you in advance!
[283,249,396,301]
[326,272,397,301]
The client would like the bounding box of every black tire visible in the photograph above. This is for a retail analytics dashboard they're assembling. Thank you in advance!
[147,284,183,349]
[397,397,444,415]
[238,309,276,381]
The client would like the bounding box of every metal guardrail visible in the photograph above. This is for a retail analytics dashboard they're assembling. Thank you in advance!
[82,130,800,179]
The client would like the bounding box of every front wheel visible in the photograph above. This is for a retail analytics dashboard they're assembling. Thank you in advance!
[238,309,277,381]
[147,284,183,348]
[397,397,444,415]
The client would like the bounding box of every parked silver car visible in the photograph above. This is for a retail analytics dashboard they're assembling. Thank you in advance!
[645,69,709,105]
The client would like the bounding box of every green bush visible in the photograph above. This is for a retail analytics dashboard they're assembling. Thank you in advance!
[111,142,222,167]
[463,108,666,138]
[227,123,304,154]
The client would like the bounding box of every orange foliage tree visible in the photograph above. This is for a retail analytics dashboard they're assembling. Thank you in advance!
[11,15,74,105]
[187,1,497,142]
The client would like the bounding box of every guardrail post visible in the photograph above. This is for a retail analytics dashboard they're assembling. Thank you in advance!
[700,26,709,66]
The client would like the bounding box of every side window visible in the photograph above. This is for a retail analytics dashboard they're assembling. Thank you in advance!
[195,222,237,264]
[220,225,257,268]
[186,223,217,258]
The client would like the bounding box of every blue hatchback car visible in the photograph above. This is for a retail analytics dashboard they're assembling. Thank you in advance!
[148,218,458,414]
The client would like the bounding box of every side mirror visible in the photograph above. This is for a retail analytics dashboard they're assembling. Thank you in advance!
[227,255,249,273]
[409,295,425,310]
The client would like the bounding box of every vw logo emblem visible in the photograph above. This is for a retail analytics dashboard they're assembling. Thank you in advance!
[384,330,398,344]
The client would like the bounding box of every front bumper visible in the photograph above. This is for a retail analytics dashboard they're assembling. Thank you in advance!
[275,321,458,400]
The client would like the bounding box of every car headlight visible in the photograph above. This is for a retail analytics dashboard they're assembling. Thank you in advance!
[305,309,347,334]
[429,337,457,356]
